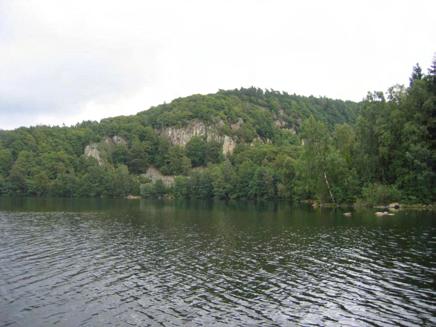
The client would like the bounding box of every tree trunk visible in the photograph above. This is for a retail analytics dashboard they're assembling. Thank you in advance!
[324,171,335,204]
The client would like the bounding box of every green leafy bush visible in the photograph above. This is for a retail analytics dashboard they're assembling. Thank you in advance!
[360,183,402,206]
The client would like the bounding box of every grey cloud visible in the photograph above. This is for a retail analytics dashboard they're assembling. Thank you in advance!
[1,0,436,130]
[0,42,156,124]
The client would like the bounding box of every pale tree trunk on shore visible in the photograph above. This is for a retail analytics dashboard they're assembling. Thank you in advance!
[324,171,335,204]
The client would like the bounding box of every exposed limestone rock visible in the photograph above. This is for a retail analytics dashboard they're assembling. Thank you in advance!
[84,135,127,166]
[112,135,127,145]
[250,136,272,146]
[216,119,225,128]
[143,166,175,187]
[160,120,208,146]
[159,120,237,155]
[272,118,299,134]
[222,136,237,155]
[103,135,127,146]
[274,119,286,128]
[230,118,243,131]
[84,143,103,165]
[104,137,113,145]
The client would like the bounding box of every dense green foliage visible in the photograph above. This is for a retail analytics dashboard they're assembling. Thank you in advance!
[1,59,435,205]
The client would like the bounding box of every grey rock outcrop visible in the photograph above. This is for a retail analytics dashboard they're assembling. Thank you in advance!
[230,118,243,131]
[112,135,127,145]
[84,135,126,166]
[159,120,237,155]
[143,167,175,187]
[84,143,103,165]
[104,135,127,146]
[222,135,236,155]
[160,120,208,146]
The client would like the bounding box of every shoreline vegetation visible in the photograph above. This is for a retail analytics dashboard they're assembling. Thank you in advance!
[0,59,435,206]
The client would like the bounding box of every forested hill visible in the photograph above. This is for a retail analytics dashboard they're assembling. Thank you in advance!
[0,61,435,205]
[74,87,360,145]
[0,88,360,199]
[138,88,359,130]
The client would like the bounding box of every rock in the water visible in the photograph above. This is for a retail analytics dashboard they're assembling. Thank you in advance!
[388,202,401,210]
[126,195,141,199]
[375,211,390,217]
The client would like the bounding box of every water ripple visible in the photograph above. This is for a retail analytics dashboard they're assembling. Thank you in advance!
[0,207,435,326]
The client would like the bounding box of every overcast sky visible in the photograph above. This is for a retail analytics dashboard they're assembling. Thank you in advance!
[0,0,435,130]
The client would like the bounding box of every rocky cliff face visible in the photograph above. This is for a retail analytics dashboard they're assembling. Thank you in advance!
[159,120,237,155]
[222,135,236,154]
[104,135,127,146]
[84,143,103,165]
[160,120,208,146]
[84,135,127,166]
[143,166,175,186]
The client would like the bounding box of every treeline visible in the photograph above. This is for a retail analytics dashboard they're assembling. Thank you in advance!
[0,59,434,204]
[0,86,358,198]
[140,61,436,205]
[0,129,227,197]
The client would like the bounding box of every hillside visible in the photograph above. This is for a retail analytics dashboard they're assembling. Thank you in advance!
[0,88,360,197]
[0,71,434,205]
[78,88,360,153]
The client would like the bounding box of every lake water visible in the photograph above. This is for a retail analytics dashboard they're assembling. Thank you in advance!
[0,198,435,326]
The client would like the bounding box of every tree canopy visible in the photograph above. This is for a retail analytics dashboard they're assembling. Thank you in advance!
[1,59,435,205]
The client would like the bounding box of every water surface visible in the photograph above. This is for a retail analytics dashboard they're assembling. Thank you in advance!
[0,198,435,326]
